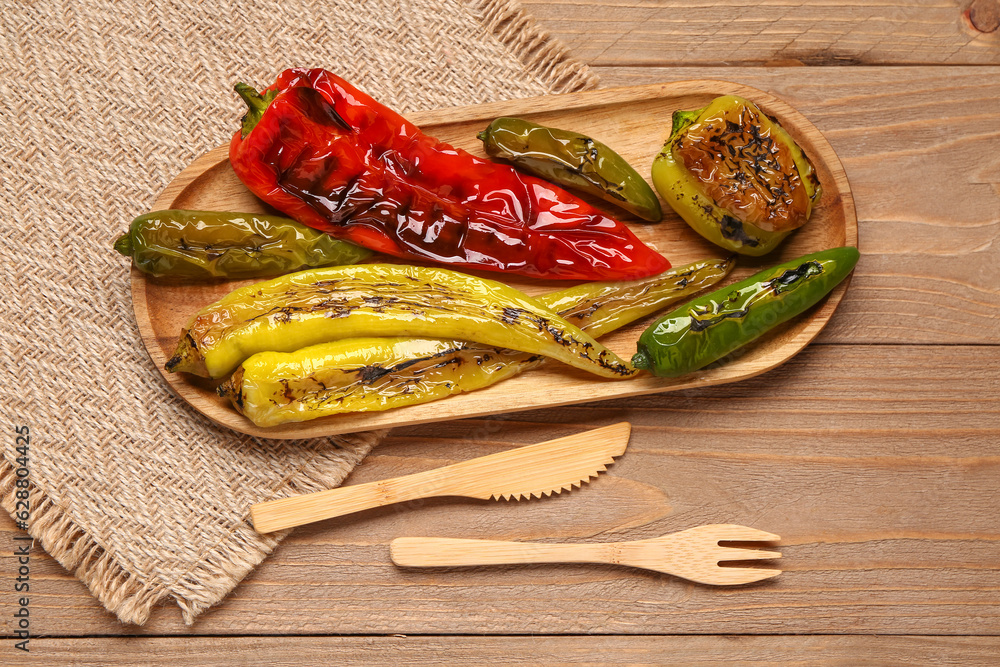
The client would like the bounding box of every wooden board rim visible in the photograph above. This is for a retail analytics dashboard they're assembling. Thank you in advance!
[132,79,858,439]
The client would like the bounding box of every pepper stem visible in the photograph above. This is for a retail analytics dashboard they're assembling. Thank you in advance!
[235,83,278,138]
[631,350,651,370]
[113,232,133,257]
[670,108,702,138]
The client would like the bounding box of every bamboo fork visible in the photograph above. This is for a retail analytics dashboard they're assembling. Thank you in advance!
[390,524,782,585]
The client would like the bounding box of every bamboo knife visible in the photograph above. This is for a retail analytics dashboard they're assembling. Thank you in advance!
[251,422,631,533]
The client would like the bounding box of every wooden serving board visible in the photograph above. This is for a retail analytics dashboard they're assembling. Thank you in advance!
[133,80,857,439]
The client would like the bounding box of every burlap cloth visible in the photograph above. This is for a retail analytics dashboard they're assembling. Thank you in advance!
[0,0,597,625]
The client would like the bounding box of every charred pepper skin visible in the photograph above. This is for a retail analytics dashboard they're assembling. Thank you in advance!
[228,68,670,281]
[632,246,859,378]
[113,210,372,279]
[220,338,535,427]
[219,258,733,426]
[477,118,662,222]
[166,263,638,380]
[652,95,821,256]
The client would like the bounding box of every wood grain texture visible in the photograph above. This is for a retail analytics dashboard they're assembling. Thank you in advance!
[136,80,856,438]
[3,344,997,636]
[588,65,1000,345]
[6,635,1000,666]
[524,0,1000,66]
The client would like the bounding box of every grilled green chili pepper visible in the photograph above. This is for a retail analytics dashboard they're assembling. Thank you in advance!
[652,95,821,255]
[113,210,372,279]
[632,247,859,377]
[478,118,662,222]
[167,263,638,380]
[219,258,733,426]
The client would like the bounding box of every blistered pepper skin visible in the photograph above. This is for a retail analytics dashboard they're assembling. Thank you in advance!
[221,338,534,427]
[218,258,733,426]
[113,210,372,279]
[652,95,821,256]
[632,247,859,377]
[228,68,670,281]
[478,118,662,222]
[165,263,637,380]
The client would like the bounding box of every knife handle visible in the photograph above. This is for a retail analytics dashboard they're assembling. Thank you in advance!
[390,537,612,567]
[251,469,448,533]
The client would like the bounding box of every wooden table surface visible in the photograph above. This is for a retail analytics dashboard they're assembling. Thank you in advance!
[4,1,999,663]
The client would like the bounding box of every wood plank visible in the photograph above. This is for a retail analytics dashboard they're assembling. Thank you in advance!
[5,635,1000,666]
[524,0,1000,66]
[582,65,1000,345]
[3,345,997,636]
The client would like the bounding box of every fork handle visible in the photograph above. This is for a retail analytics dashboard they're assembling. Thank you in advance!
[390,537,613,567]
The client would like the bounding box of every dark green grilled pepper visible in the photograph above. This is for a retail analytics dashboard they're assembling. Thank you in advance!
[652,95,821,255]
[633,246,859,377]
[478,118,662,222]
[113,210,372,279]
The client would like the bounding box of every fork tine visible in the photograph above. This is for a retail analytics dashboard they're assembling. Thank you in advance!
[713,567,783,585]
[734,528,780,542]
[705,524,781,542]
[717,546,783,561]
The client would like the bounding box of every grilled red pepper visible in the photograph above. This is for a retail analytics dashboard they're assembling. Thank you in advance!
[228,68,670,280]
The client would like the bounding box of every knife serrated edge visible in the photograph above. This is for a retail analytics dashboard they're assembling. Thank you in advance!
[490,459,615,501]
[429,421,631,501]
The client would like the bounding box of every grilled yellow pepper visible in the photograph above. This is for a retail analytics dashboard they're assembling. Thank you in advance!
[218,258,733,426]
[166,264,637,380]
[652,95,821,256]
[221,338,533,425]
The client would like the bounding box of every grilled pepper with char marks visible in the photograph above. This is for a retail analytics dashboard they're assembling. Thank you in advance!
[221,337,533,426]
[652,95,821,256]
[632,246,859,377]
[477,117,662,222]
[229,68,670,281]
[218,258,733,426]
[113,209,372,279]
[166,263,637,380]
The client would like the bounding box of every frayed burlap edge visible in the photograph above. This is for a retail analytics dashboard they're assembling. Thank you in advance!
[0,464,168,624]
[0,428,384,625]
[471,0,601,92]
